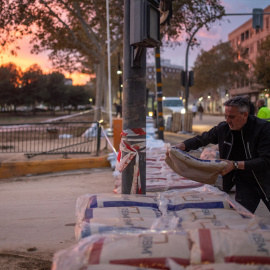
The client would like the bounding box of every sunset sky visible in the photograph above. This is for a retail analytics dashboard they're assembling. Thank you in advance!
[0,36,91,85]
[1,0,269,83]
[161,0,269,69]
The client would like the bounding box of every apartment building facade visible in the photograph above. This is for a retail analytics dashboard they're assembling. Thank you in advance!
[146,59,184,97]
[228,5,270,105]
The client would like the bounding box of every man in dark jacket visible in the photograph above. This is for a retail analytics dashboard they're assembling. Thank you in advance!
[175,96,270,213]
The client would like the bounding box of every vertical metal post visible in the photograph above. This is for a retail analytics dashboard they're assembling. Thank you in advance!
[122,0,146,194]
[106,0,113,129]
[118,52,123,105]
[185,26,202,113]
[96,121,101,156]
[155,46,164,140]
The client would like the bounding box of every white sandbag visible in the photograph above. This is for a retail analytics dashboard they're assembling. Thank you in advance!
[189,229,270,265]
[82,206,161,221]
[161,186,254,217]
[75,220,153,240]
[185,263,270,270]
[85,265,159,270]
[75,207,162,240]
[52,233,191,270]
[166,192,232,211]
[150,210,256,233]
[76,194,160,223]
[167,259,270,270]
[165,147,226,184]
[200,146,219,160]
[173,208,246,222]
[180,218,258,230]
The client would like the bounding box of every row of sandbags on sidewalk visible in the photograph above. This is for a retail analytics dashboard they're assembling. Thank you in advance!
[113,137,205,193]
[51,135,270,270]
[52,187,270,270]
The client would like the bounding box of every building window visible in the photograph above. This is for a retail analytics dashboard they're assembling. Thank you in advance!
[148,68,152,72]
[241,33,245,42]
[266,17,269,29]
[256,28,260,34]
[245,30,249,39]
[250,28,254,38]
[149,75,152,79]
[244,47,249,56]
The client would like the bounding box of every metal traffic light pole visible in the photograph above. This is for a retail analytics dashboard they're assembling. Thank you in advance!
[122,0,147,194]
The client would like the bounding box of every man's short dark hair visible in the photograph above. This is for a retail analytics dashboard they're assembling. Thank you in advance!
[223,96,250,113]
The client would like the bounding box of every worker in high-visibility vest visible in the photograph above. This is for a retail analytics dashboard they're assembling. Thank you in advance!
[256,99,270,122]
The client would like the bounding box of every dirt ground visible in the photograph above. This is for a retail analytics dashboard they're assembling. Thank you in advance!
[0,168,115,270]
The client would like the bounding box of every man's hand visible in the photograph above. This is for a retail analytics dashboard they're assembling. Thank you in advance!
[174,143,186,151]
[220,160,234,176]
[166,142,186,159]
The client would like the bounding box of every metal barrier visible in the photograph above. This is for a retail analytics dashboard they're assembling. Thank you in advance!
[0,122,101,158]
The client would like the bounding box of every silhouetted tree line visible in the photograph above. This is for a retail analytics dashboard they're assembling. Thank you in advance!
[0,62,93,113]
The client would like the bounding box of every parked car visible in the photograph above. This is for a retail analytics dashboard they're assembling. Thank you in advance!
[162,97,186,116]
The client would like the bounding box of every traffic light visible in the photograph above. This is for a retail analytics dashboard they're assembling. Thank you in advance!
[181,70,194,87]
[189,71,194,87]
[130,0,160,48]
[181,70,186,87]
[253,8,263,30]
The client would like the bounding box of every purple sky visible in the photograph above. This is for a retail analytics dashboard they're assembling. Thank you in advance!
[160,0,269,70]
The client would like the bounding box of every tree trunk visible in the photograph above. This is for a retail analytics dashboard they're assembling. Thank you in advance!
[94,58,105,121]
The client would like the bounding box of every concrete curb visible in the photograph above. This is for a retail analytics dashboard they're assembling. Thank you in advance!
[0,156,111,179]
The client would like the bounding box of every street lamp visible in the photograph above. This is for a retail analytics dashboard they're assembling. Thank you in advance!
[117,52,122,105]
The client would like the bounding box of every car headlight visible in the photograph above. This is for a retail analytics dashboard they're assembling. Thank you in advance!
[181,108,186,114]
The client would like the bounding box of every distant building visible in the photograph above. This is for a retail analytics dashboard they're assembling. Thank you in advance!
[146,59,184,97]
[147,59,183,83]
[228,5,270,104]
[64,78,73,85]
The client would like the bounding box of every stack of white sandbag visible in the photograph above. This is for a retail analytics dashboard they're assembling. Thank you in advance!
[74,186,270,240]
[52,184,270,270]
[52,232,191,270]
[52,229,270,270]
[75,193,162,240]
[113,143,206,193]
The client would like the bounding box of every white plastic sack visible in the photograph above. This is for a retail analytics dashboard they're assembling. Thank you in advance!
[75,206,162,240]
[76,194,160,224]
[85,265,159,270]
[173,208,247,222]
[52,233,191,270]
[189,229,270,264]
[185,263,270,270]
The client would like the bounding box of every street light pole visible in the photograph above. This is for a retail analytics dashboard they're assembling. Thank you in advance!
[184,26,202,113]
[106,0,112,130]
[117,52,123,105]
